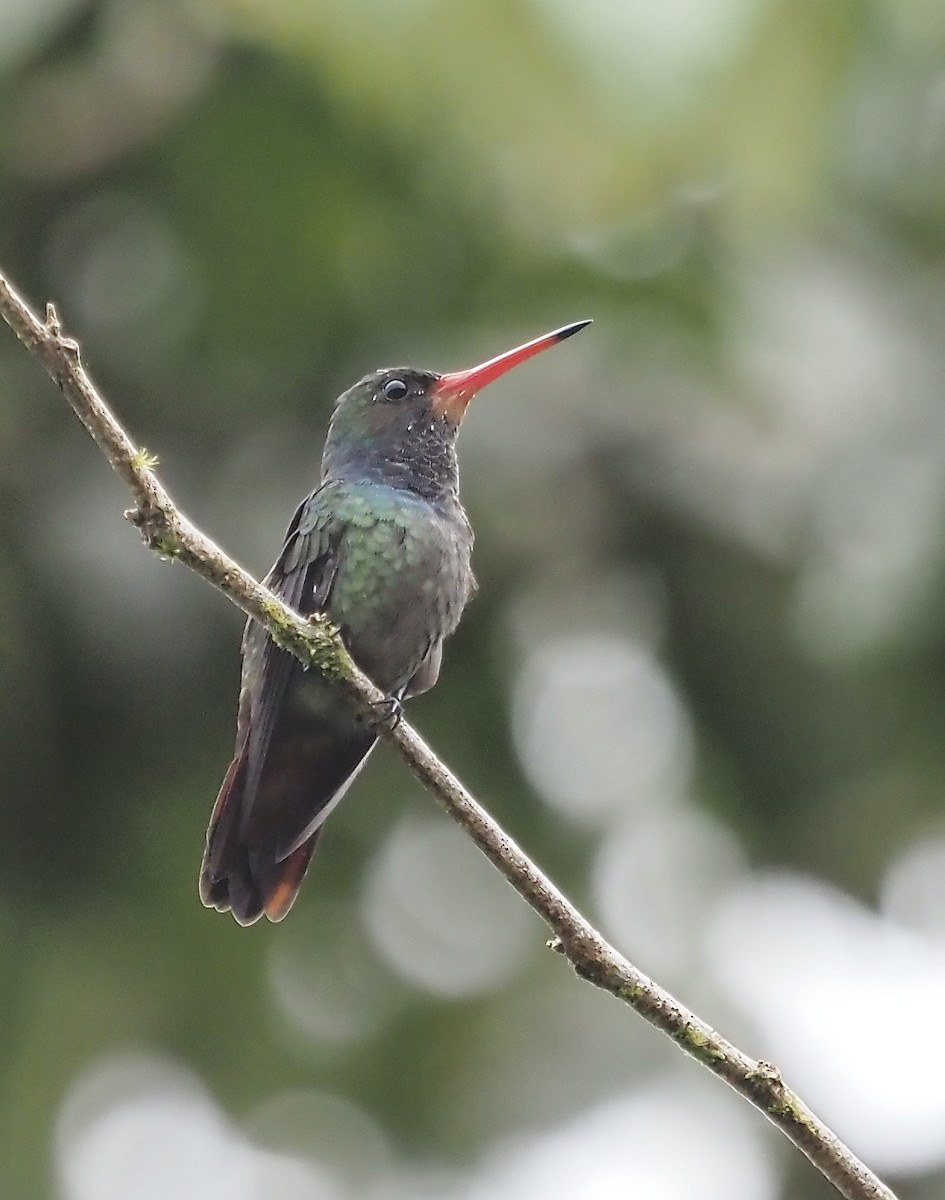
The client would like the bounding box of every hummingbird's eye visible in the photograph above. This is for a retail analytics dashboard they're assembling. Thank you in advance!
[382,378,408,401]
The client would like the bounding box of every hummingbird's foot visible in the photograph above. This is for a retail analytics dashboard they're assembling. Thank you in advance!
[369,694,404,734]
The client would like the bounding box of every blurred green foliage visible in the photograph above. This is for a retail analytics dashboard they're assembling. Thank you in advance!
[2,1,945,1197]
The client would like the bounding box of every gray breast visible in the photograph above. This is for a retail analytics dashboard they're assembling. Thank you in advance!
[332,497,474,693]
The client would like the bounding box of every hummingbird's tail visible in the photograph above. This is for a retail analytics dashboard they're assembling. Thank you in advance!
[198,748,324,925]
[199,715,377,925]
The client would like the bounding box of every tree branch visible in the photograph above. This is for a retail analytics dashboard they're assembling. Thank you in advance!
[0,266,898,1200]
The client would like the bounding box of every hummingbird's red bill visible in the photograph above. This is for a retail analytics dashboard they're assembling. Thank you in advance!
[432,320,591,419]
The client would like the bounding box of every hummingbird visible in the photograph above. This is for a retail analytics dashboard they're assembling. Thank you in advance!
[199,320,591,925]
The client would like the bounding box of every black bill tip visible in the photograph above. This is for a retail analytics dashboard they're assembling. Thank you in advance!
[553,319,593,342]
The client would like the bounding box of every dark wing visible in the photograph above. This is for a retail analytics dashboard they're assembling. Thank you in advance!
[239,491,344,806]
[199,485,348,923]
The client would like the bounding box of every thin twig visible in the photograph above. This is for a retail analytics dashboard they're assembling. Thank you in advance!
[0,266,898,1200]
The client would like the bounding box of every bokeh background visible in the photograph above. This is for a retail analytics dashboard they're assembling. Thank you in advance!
[1,1,945,1197]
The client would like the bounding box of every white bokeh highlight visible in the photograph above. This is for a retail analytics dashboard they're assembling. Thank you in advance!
[709,871,945,1174]
[593,805,746,982]
[362,816,532,997]
[462,1076,778,1200]
[0,0,79,72]
[791,444,945,661]
[542,0,767,103]
[246,1088,392,1193]
[881,833,945,940]
[513,634,692,826]
[56,1054,340,1200]
[269,901,401,1047]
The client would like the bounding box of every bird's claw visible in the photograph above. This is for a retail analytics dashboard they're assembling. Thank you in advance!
[370,694,403,733]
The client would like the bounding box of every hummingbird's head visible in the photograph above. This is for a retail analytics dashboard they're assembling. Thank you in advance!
[322,321,591,499]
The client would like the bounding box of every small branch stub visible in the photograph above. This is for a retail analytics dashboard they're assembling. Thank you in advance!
[45,301,80,364]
